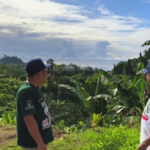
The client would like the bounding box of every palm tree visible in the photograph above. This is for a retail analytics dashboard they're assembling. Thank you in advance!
[47,59,54,74]
[94,68,98,72]
[68,63,79,72]
[142,40,150,47]
[46,59,67,100]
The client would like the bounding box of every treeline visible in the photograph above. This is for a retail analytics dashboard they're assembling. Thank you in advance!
[1,47,150,78]
[112,48,150,76]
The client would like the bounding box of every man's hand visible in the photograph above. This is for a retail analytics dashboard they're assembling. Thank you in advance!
[137,142,148,150]
[137,135,150,150]
[38,143,47,150]
[46,73,51,79]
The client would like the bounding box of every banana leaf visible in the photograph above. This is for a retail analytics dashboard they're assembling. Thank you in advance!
[58,84,92,109]
[99,69,118,87]
[99,69,140,109]
[58,84,84,103]
[86,94,111,101]
[129,62,145,90]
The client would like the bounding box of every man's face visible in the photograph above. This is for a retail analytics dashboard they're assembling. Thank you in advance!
[37,68,48,85]
[146,73,150,84]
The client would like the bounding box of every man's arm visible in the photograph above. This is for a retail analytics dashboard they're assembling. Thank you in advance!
[137,136,150,150]
[24,115,47,150]
[24,114,44,145]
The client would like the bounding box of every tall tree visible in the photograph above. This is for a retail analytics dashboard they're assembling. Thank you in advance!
[123,59,135,76]
[139,52,147,67]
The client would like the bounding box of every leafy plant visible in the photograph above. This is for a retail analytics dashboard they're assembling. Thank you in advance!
[57,120,65,130]
[0,111,17,125]
[1,114,8,125]
[92,113,106,130]
[8,114,13,124]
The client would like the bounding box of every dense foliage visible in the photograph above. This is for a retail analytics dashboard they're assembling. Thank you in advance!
[1,40,150,149]
[111,47,150,76]
[0,59,147,129]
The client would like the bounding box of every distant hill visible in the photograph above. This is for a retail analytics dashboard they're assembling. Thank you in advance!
[0,55,25,65]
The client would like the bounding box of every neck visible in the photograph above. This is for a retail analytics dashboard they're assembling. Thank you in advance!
[26,77,39,87]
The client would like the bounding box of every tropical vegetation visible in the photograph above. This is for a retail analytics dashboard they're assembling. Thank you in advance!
[1,40,150,149]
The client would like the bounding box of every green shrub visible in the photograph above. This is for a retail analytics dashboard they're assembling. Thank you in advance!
[49,126,140,150]
[0,111,16,125]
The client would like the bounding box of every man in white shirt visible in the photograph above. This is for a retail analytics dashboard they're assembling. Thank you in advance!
[137,63,150,150]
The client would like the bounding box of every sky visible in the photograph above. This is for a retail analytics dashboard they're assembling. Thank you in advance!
[0,0,150,70]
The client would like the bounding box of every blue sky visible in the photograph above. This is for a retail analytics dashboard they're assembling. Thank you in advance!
[0,0,150,70]
[57,0,150,19]
[54,0,150,19]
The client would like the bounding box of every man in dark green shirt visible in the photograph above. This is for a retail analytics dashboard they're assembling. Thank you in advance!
[16,58,54,150]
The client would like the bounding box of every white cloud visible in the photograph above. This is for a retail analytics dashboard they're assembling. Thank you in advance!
[0,0,149,62]
[98,5,112,15]
[0,29,14,34]
[94,0,101,6]
[0,0,86,21]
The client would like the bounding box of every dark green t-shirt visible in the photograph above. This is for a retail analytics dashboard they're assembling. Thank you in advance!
[16,82,54,148]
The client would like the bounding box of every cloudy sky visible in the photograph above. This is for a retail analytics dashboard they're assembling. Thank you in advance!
[0,0,150,70]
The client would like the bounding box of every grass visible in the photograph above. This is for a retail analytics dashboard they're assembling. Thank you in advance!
[0,125,140,150]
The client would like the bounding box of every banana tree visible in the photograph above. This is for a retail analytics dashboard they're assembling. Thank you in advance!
[58,81,94,113]
[65,76,109,115]
[99,62,148,116]
[50,84,90,125]
[57,79,108,127]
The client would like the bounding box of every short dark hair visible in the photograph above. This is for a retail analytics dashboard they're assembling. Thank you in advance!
[27,72,36,78]
[27,68,46,78]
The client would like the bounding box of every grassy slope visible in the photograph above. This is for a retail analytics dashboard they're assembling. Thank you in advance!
[1,126,140,150]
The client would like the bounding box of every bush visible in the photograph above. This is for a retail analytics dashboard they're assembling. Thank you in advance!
[0,111,16,125]
[19,75,26,81]
[49,125,140,150]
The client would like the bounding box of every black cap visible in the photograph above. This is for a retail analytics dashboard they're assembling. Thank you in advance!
[24,58,51,75]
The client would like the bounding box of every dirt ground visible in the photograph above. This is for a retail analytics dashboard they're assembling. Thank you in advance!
[0,125,66,146]
[0,126,17,146]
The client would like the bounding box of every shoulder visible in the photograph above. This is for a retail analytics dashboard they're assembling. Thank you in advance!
[17,84,34,98]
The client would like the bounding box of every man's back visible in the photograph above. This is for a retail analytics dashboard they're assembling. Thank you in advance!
[16,82,54,148]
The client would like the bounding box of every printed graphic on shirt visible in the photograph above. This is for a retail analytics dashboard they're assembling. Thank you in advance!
[142,100,150,121]
[41,101,51,129]
[25,100,34,110]
[38,98,42,102]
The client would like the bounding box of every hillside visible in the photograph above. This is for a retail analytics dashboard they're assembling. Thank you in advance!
[0,55,25,65]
